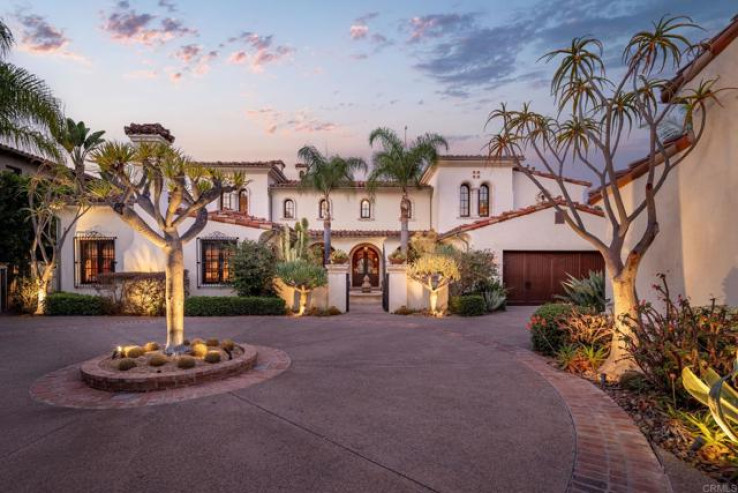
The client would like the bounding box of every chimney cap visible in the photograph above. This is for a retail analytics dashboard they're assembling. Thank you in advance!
[124,123,175,143]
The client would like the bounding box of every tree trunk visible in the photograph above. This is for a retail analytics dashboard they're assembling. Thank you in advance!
[34,274,51,315]
[297,288,309,316]
[323,217,331,265]
[400,193,409,254]
[429,289,438,315]
[164,240,186,349]
[600,266,639,379]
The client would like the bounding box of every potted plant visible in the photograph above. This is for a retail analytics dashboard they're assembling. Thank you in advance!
[388,250,406,265]
[330,249,349,265]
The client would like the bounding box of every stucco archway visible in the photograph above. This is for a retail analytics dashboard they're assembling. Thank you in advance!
[349,243,382,289]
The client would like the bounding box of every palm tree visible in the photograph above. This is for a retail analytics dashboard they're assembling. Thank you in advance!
[0,19,62,158]
[367,128,448,253]
[298,145,366,264]
[55,118,106,186]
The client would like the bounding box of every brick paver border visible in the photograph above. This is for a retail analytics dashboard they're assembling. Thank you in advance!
[30,345,290,410]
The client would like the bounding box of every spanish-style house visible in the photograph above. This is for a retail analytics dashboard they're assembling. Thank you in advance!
[589,15,738,306]
[56,123,604,307]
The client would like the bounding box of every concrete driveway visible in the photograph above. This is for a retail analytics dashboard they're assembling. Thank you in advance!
[0,307,575,492]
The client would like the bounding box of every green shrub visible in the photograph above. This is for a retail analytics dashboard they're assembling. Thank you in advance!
[143,342,160,352]
[555,271,607,313]
[204,350,221,364]
[123,345,144,358]
[451,295,486,317]
[45,292,106,315]
[449,249,499,297]
[206,338,219,347]
[148,353,169,367]
[231,240,278,296]
[185,296,286,316]
[177,356,196,369]
[529,303,574,355]
[474,278,507,312]
[118,358,137,371]
[221,339,235,351]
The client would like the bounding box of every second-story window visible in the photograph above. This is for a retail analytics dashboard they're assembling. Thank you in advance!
[478,184,490,217]
[318,199,329,219]
[360,199,371,219]
[460,184,470,217]
[283,199,295,219]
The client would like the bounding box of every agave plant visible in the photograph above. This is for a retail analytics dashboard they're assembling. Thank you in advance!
[682,359,738,443]
[475,278,507,312]
[555,270,607,312]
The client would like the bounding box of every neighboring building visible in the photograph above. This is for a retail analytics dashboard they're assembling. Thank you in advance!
[590,15,738,306]
[0,142,49,175]
[58,123,605,304]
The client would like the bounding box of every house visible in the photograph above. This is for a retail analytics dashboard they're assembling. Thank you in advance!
[589,15,738,306]
[57,123,605,306]
[0,142,50,175]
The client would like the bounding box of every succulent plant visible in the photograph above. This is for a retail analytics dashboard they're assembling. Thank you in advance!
[206,338,219,347]
[177,356,196,369]
[204,350,222,364]
[221,339,235,351]
[118,358,137,371]
[190,338,205,346]
[191,342,208,358]
[123,345,144,358]
[143,341,160,352]
[148,353,169,367]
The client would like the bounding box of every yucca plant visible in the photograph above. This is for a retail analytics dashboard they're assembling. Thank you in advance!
[555,271,607,313]
[276,259,327,316]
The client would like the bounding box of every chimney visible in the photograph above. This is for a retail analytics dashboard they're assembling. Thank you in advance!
[124,123,176,145]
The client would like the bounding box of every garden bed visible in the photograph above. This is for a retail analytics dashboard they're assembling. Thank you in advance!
[81,342,258,392]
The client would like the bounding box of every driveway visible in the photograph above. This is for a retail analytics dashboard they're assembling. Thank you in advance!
[0,307,576,492]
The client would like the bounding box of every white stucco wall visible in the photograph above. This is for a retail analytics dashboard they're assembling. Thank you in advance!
[512,171,589,209]
[601,40,738,306]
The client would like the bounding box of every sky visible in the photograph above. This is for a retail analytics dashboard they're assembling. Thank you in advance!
[4,0,736,180]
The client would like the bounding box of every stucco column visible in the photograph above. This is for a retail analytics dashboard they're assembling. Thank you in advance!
[326,264,349,313]
[387,263,408,313]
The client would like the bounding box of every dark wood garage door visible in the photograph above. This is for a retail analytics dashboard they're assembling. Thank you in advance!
[503,251,605,305]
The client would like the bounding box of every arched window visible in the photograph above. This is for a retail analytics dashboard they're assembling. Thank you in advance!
[283,199,295,219]
[478,184,489,217]
[459,184,470,217]
[318,199,329,219]
[360,199,371,219]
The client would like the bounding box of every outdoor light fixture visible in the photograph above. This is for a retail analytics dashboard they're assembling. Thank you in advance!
[600,373,607,389]
[112,346,123,359]
[689,436,706,454]
[431,273,440,291]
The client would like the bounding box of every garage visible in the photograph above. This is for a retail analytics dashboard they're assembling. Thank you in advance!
[502,251,605,305]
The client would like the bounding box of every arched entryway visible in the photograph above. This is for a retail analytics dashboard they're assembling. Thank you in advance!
[350,244,381,289]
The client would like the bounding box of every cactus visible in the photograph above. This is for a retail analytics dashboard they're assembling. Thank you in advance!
[281,219,310,261]
[177,356,196,369]
[682,357,738,442]
[118,358,137,371]
[204,350,222,364]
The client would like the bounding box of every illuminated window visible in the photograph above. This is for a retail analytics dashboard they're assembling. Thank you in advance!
[78,239,115,284]
[478,184,490,217]
[201,240,235,284]
[283,199,295,218]
[460,184,470,217]
[360,199,371,219]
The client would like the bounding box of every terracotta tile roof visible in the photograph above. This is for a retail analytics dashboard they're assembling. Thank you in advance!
[271,180,427,189]
[513,166,592,186]
[0,142,53,166]
[198,160,285,168]
[204,210,276,230]
[439,200,604,239]
[588,134,691,204]
[662,15,738,103]
[308,229,403,239]
[124,123,175,143]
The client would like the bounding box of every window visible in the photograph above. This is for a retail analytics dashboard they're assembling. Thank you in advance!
[478,184,490,217]
[318,199,329,219]
[201,240,236,284]
[459,184,470,217]
[360,199,371,219]
[283,199,295,219]
[78,239,115,284]
[221,191,248,213]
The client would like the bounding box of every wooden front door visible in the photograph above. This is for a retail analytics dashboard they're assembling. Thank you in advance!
[352,246,380,287]
[503,251,605,305]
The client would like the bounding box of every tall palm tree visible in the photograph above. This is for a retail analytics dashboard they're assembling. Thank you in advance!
[55,118,106,186]
[367,128,448,254]
[298,145,367,265]
[0,19,62,158]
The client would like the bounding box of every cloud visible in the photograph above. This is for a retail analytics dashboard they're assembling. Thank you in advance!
[349,12,392,58]
[158,0,177,13]
[406,0,733,99]
[245,107,338,134]
[14,11,90,64]
[169,44,218,80]
[124,69,158,79]
[225,32,294,72]
[350,24,369,40]
[101,1,196,46]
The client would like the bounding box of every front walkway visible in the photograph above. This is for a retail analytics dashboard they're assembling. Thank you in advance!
[0,309,687,492]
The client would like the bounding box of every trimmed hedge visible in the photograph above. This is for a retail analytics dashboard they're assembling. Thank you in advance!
[450,295,487,317]
[185,296,286,316]
[529,303,575,355]
[45,292,107,316]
